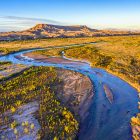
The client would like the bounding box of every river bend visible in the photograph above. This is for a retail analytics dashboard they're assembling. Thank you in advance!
[0,44,139,140]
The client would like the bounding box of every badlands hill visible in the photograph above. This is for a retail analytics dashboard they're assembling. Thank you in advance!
[0,24,140,41]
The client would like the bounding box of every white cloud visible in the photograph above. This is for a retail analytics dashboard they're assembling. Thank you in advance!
[0,15,60,24]
[0,15,62,31]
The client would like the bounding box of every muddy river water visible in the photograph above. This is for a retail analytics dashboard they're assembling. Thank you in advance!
[0,43,139,140]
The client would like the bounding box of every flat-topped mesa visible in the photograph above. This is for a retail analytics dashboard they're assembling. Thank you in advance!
[27,24,97,32]
[30,24,49,29]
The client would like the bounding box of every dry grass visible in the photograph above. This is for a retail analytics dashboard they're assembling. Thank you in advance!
[0,36,134,54]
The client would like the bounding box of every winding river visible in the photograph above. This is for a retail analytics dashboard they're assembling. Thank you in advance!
[0,43,139,140]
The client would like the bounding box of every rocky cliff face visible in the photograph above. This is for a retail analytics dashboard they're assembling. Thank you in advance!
[1,24,140,41]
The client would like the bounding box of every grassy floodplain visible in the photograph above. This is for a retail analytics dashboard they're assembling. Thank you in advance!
[0,35,136,54]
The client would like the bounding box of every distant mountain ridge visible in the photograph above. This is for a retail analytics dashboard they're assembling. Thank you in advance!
[0,24,140,41]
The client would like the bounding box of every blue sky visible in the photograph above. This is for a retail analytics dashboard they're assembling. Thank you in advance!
[0,0,140,32]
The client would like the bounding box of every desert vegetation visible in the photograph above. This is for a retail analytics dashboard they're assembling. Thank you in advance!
[0,37,103,54]
[0,65,79,140]
[130,114,140,139]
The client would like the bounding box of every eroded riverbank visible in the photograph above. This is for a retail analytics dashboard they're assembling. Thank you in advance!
[54,68,94,123]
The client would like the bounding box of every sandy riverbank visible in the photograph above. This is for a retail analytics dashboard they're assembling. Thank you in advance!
[15,52,89,66]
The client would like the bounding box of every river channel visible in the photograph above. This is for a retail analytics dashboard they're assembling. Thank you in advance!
[0,43,139,140]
